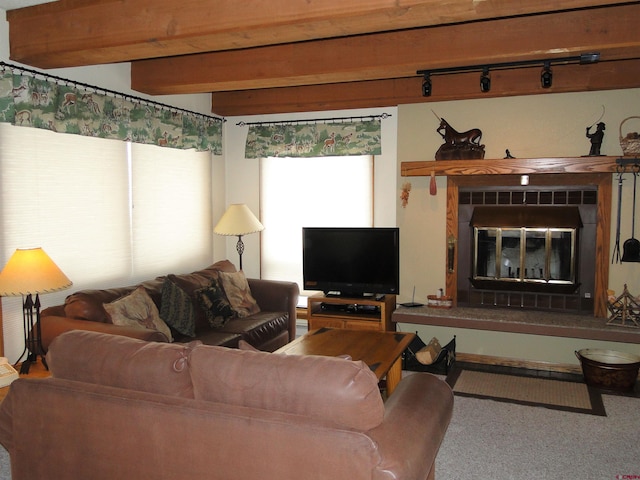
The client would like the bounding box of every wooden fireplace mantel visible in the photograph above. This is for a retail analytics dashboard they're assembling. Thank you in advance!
[401,156,621,177]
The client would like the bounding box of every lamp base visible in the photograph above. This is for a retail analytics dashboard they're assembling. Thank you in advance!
[236,235,245,271]
[18,294,48,375]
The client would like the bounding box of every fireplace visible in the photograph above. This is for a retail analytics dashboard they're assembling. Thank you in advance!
[457,185,597,314]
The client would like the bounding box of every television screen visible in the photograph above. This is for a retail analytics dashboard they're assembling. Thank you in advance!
[302,227,399,297]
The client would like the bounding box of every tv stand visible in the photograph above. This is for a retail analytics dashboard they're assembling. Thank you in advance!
[307,293,396,332]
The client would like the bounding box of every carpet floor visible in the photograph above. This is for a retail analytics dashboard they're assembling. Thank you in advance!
[446,365,606,415]
[436,392,640,479]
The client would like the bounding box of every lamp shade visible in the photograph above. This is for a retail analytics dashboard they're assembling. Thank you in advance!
[213,204,264,236]
[0,247,73,296]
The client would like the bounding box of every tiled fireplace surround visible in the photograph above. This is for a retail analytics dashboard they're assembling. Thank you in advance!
[395,158,640,347]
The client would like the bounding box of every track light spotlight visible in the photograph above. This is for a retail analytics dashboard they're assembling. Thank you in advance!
[541,62,553,88]
[422,74,432,97]
[480,68,491,93]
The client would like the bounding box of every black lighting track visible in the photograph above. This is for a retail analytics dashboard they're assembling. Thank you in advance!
[416,53,599,77]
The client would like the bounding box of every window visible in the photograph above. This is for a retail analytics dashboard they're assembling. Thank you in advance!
[0,124,212,362]
[130,143,212,281]
[260,155,373,297]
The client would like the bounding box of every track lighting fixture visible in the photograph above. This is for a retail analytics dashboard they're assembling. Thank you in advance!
[416,52,599,97]
[422,74,432,97]
[541,62,553,88]
[480,68,491,93]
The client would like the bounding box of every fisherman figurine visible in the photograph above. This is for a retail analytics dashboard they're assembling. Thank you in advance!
[586,122,605,156]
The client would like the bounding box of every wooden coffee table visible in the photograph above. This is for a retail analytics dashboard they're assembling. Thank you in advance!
[275,327,415,396]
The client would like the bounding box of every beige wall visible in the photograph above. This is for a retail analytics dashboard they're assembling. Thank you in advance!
[396,89,640,365]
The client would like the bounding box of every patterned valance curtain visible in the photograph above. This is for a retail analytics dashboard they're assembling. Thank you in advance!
[0,68,222,154]
[244,118,383,158]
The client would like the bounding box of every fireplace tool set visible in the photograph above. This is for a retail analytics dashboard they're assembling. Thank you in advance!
[609,158,640,327]
[612,159,640,265]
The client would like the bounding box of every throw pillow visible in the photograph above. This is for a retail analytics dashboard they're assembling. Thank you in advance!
[160,277,196,338]
[104,286,173,341]
[195,281,235,329]
[218,270,261,318]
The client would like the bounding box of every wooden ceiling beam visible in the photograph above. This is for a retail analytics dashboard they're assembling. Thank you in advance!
[210,59,640,116]
[132,4,640,95]
[6,0,636,69]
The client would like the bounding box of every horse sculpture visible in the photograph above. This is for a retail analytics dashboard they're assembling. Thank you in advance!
[432,112,485,160]
[437,117,482,146]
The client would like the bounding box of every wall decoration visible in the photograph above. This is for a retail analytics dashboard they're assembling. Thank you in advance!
[585,122,606,156]
[400,182,411,207]
[433,112,485,160]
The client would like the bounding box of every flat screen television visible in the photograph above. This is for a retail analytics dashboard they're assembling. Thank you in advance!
[302,227,400,297]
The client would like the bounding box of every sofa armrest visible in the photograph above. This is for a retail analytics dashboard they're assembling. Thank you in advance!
[368,373,453,480]
[41,305,65,317]
[248,279,299,341]
[40,316,169,352]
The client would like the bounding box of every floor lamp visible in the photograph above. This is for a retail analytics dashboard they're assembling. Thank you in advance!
[0,248,72,374]
[214,204,264,271]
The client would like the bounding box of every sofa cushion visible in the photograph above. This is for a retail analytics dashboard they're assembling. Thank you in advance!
[218,270,261,318]
[160,277,196,337]
[104,286,173,342]
[219,311,289,350]
[46,330,199,398]
[195,280,235,328]
[168,260,237,296]
[189,330,242,347]
[190,345,385,432]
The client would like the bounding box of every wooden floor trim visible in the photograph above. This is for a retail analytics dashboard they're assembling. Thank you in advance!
[456,352,583,375]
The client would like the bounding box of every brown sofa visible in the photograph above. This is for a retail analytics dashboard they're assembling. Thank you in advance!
[0,331,454,480]
[40,260,299,352]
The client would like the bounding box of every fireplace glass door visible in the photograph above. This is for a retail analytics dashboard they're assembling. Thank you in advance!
[474,227,576,286]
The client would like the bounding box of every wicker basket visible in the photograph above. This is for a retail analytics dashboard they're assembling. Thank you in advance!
[619,116,640,156]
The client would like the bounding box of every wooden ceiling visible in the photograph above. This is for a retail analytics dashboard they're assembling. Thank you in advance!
[6,0,640,116]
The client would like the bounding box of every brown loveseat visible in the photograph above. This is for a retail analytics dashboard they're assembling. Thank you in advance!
[0,330,454,480]
[40,260,299,352]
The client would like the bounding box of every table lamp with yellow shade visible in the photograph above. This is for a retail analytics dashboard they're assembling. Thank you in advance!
[0,248,72,374]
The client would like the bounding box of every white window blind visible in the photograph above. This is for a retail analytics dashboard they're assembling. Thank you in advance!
[130,143,213,280]
[0,124,130,362]
[0,124,213,363]
[260,155,373,296]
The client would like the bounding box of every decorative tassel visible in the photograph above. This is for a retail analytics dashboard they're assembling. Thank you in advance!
[430,171,437,195]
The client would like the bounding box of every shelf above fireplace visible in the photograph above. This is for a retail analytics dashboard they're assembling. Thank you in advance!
[401,156,620,177]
